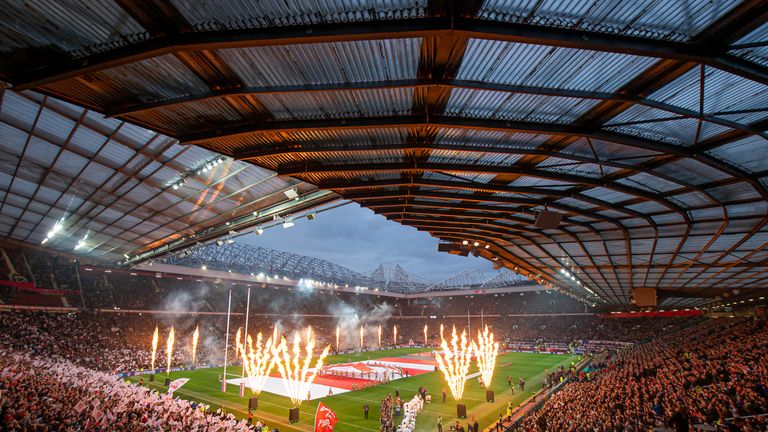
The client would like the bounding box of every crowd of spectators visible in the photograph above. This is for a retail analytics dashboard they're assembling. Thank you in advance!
[0,350,255,431]
[518,318,768,431]
[0,311,227,373]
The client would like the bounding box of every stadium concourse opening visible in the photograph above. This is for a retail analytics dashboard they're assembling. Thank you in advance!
[1,1,768,431]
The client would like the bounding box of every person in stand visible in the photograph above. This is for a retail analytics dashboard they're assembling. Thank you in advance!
[667,405,690,432]
[363,404,369,419]
[437,416,443,432]
[442,388,447,403]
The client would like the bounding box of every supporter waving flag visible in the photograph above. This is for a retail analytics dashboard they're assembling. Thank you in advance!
[314,402,339,432]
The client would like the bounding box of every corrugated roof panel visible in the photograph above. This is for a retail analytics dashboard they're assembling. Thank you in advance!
[730,23,768,68]
[537,158,619,178]
[435,128,551,148]
[476,0,740,42]
[0,0,147,61]
[509,176,575,187]
[564,138,661,160]
[706,182,762,202]
[257,88,414,120]
[655,159,731,185]
[617,172,683,194]
[218,39,421,86]
[42,55,211,109]
[669,192,714,209]
[708,135,768,174]
[445,88,599,123]
[458,39,658,91]
[581,187,635,204]
[127,97,245,133]
[422,171,497,184]
[170,0,427,30]
[0,90,323,260]
[649,66,768,124]
[427,150,521,166]
[606,117,733,147]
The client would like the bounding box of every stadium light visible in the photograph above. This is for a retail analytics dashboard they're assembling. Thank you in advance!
[284,187,299,199]
[255,227,264,235]
[283,220,295,229]
[462,240,468,245]
[201,265,207,271]
[473,241,480,247]
[74,233,89,251]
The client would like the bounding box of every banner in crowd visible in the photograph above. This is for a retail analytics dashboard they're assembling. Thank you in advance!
[314,402,338,432]
[167,378,189,395]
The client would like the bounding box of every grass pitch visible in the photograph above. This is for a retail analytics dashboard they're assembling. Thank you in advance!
[127,349,578,432]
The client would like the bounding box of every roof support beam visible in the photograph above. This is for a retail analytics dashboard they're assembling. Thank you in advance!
[10,15,768,90]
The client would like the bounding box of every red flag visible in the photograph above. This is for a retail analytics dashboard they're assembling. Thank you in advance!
[314,402,338,432]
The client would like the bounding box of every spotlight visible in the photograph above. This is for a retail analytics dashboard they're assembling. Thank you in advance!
[484,244,490,249]
[41,237,49,244]
[284,188,299,199]
[226,239,234,244]
[255,227,264,236]
[172,183,179,190]
[201,265,207,271]
[283,220,295,229]
[216,240,224,246]
[462,240,469,245]
[473,241,480,247]
[307,211,316,220]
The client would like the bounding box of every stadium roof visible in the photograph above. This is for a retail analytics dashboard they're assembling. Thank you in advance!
[0,0,767,304]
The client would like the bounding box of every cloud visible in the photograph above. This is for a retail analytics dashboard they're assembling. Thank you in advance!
[238,203,495,281]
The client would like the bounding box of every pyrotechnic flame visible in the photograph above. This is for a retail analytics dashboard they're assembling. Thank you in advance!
[378,325,382,348]
[191,325,199,365]
[393,325,397,346]
[236,331,276,397]
[271,327,331,407]
[359,325,364,350]
[472,325,499,389]
[440,323,444,340]
[336,325,340,351]
[150,326,159,372]
[435,326,472,401]
[424,323,428,345]
[166,326,175,376]
[235,327,242,358]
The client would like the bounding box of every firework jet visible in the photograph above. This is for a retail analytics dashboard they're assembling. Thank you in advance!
[335,325,340,351]
[191,325,200,365]
[236,331,276,396]
[424,324,428,345]
[473,325,499,389]
[150,326,159,372]
[166,326,175,376]
[393,324,397,346]
[235,327,242,358]
[359,325,364,350]
[378,325,382,348]
[272,328,330,407]
[435,326,472,401]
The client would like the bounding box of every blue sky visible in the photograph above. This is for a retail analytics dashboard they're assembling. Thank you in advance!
[238,203,496,282]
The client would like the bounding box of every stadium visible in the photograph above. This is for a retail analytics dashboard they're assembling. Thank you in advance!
[0,1,767,431]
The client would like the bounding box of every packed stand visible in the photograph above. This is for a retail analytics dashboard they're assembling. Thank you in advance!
[0,351,255,431]
[518,318,768,431]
